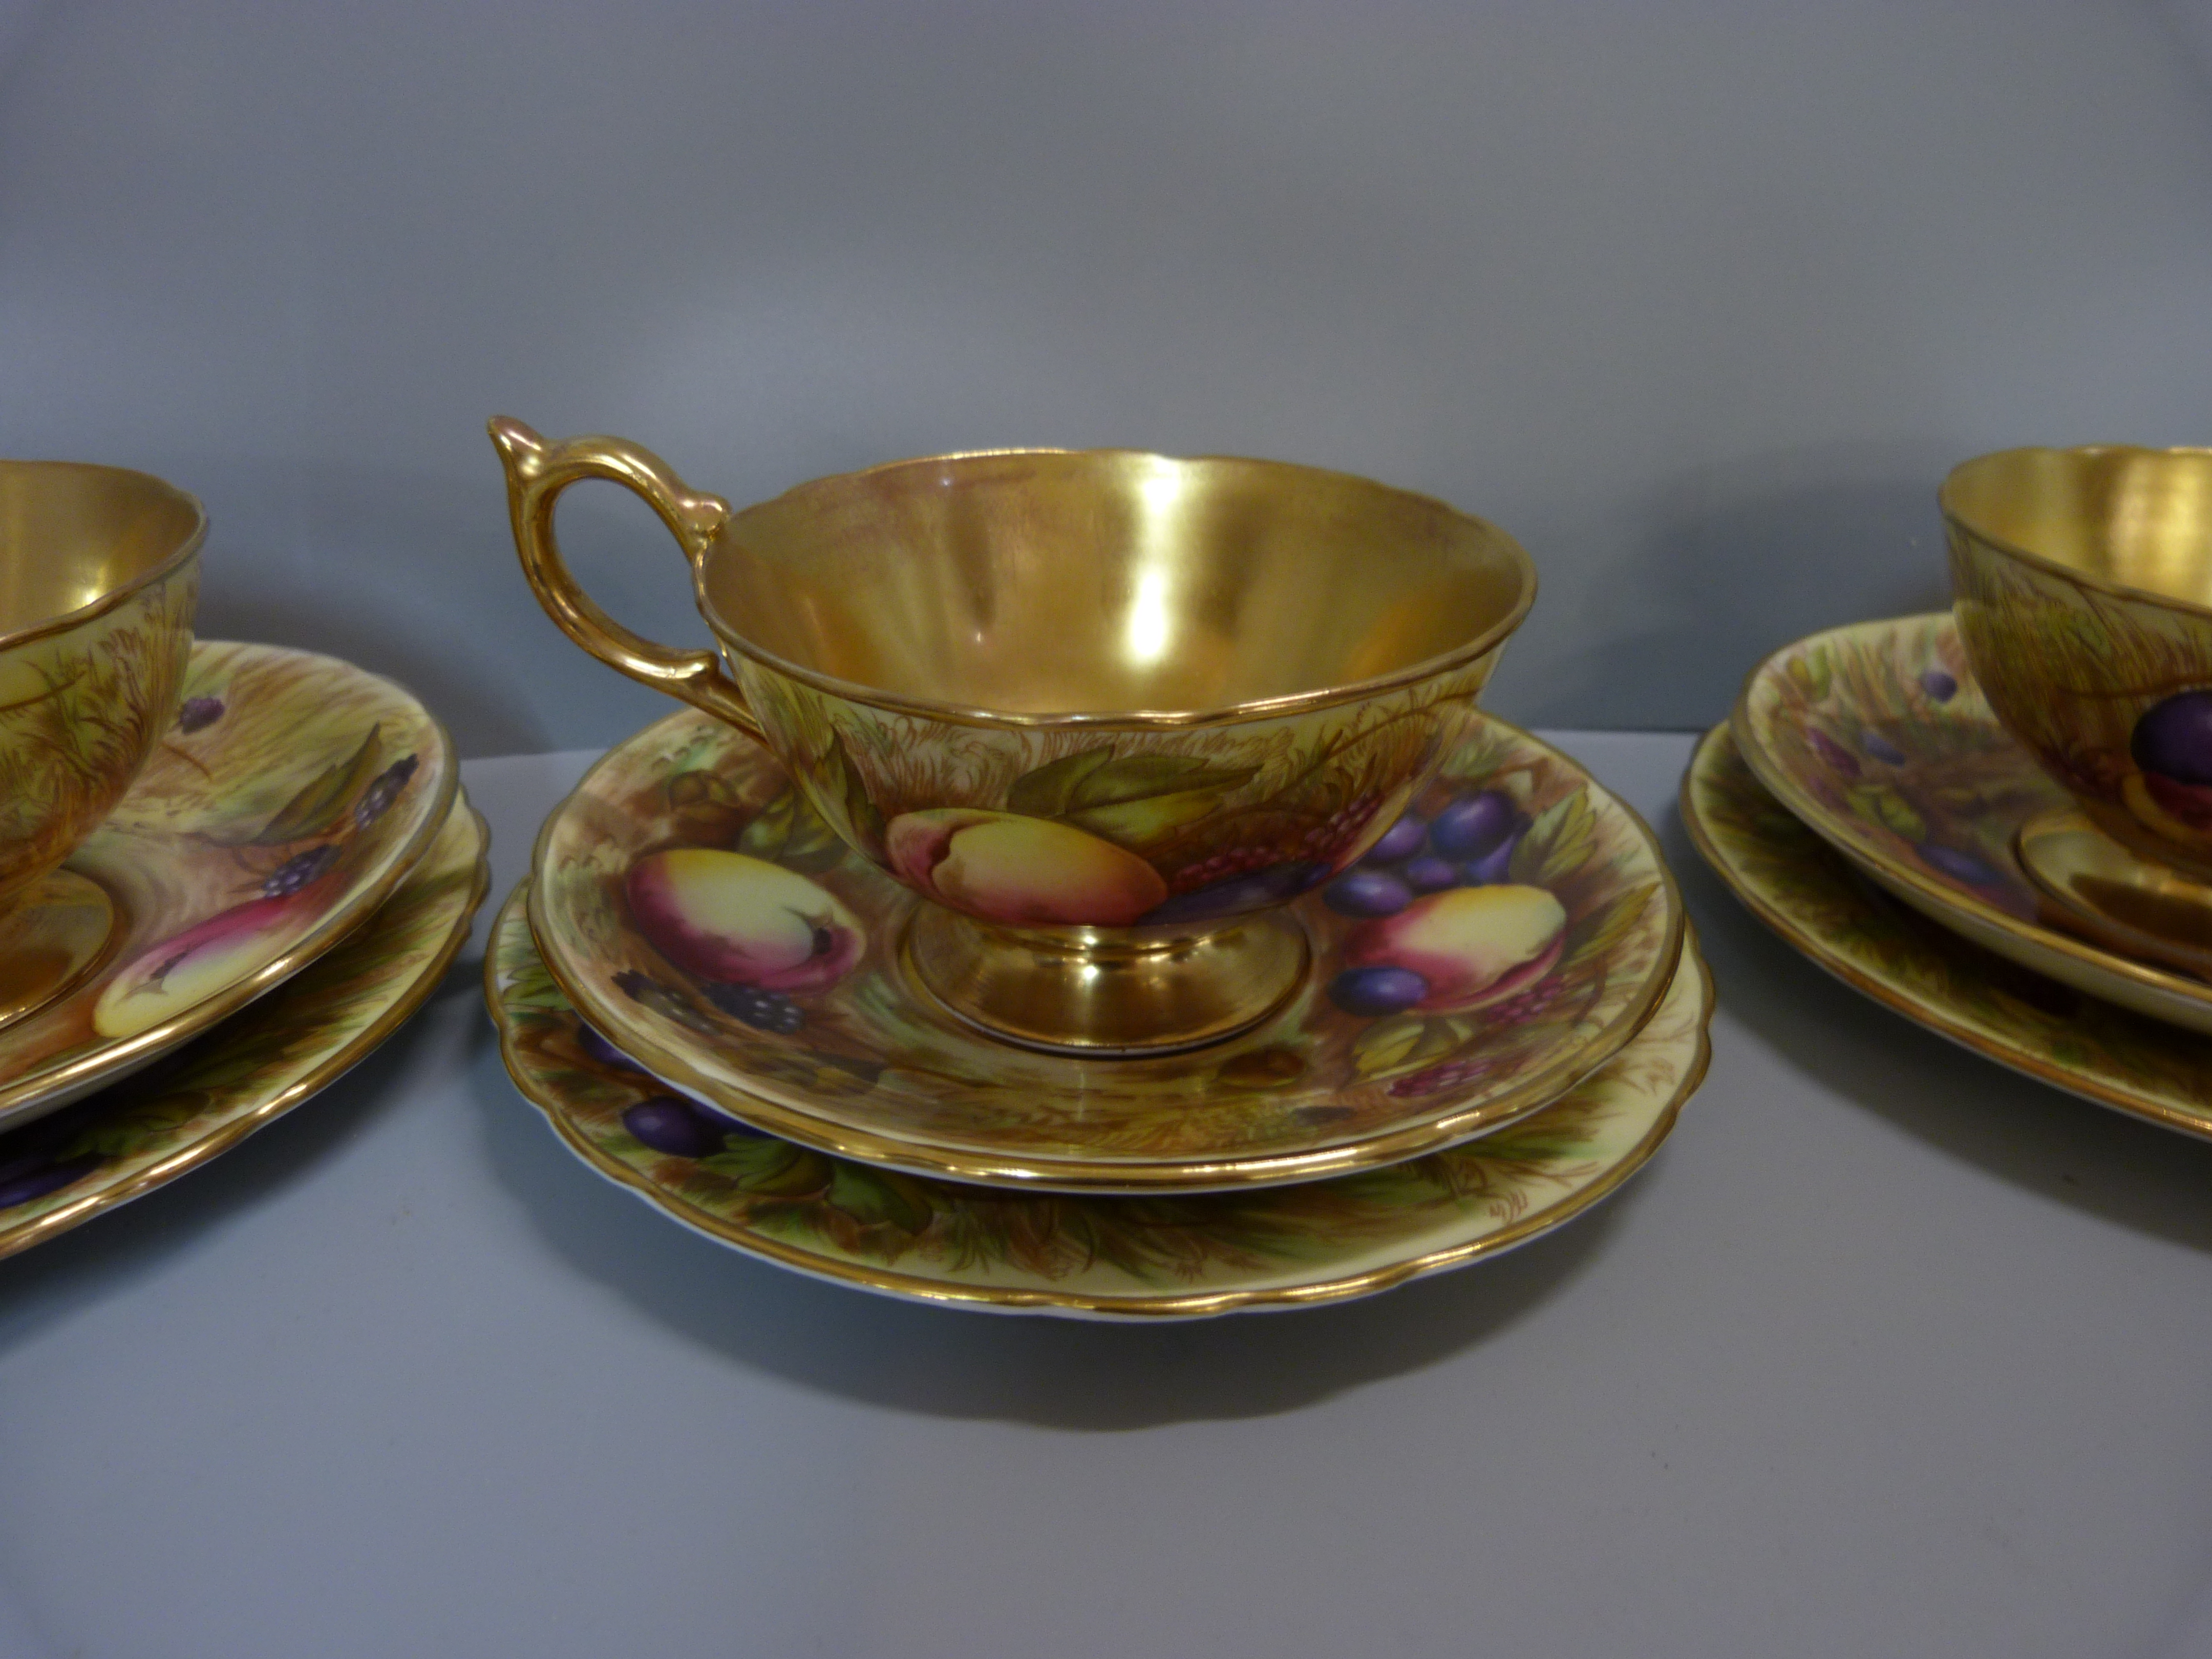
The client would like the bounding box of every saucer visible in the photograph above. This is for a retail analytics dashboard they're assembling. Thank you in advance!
[1732,613,2212,1037]
[492,886,1710,1319]
[0,795,487,1257]
[529,708,1684,1193]
[0,640,458,1124]
[1685,725,2212,1141]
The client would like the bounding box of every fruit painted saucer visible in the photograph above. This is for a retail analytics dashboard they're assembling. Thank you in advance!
[492,886,1711,1318]
[529,709,1684,1193]
[1685,725,2212,1140]
[1732,613,2212,1037]
[0,641,457,1124]
[0,796,488,1257]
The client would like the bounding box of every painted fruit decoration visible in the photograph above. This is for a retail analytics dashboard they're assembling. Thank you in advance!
[93,891,321,1038]
[1319,783,1567,1016]
[885,809,1167,927]
[627,849,863,994]
[1338,885,1567,1015]
[2125,690,2212,842]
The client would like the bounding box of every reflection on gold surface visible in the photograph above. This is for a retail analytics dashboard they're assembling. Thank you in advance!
[709,448,1534,720]
[1942,446,2212,610]
[2017,806,2212,979]
[0,461,204,642]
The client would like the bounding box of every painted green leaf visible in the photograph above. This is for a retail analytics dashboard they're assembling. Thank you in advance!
[1064,753,1256,811]
[1846,784,1925,842]
[255,725,381,843]
[1351,1016,1428,1076]
[1509,790,1596,887]
[667,769,740,809]
[825,1163,933,1232]
[825,735,887,858]
[737,786,845,875]
[702,1136,830,1196]
[1062,788,1225,845]
[1351,1016,1458,1078]
[1007,747,1116,817]
[1561,882,1655,973]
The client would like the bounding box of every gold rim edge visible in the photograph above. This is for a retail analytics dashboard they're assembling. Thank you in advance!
[0,463,207,654]
[0,802,493,1261]
[1728,613,2212,1012]
[1939,445,2212,626]
[486,896,1711,1318]
[1681,725,2212,1143]
[710,446,1539,732]
[523,713,1687,1194]
[0,643,465,1120]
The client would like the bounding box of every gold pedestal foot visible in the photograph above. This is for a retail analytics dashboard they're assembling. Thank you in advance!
[0,870,116,1032]
[2017,807,2212,978]
[904,904,1311,1056]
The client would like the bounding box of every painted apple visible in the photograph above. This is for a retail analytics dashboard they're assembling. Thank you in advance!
[93,891,318,1038]
[1343,883,1568,1014]
[627,849,863,992]
[885,809,1167,927]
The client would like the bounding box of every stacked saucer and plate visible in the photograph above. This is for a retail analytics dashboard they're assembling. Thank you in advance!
[0,460,486,1256]
[482,425,1713,1320]
[1686,444,2212,1140]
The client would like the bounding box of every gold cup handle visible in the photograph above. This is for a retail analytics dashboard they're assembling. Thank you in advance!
[487,417,764,742]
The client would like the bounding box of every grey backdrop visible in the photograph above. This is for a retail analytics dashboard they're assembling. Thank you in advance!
[3,1,2211,755]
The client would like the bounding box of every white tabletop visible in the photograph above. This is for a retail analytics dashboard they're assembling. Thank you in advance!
[3,732,2209,1658]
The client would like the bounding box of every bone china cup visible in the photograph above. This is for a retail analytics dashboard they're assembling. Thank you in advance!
[0,460,203,1027]
[491,421,1536,1055]
[1947,445,2212,879]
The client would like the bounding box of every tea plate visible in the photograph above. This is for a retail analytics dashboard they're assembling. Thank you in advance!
[0,640,458,1123]
[1731,613,2212,1036]
[1685,724,2212,1140]
[492,886,1710,1318]
[529,709,1683,1193]
[0,796,488,1257]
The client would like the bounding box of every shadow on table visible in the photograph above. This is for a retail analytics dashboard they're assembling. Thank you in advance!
[1662,802,2212,1254]
[0,972,475,1356]
[466,1022,1648,1430]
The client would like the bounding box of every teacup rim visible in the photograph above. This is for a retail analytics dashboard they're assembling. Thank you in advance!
[1939,442,2212,622]
[0,458,208,652]
[705,446,1539,731]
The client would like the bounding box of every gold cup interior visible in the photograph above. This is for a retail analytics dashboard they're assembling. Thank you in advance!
[1942,446,2212,611]
[703,450,1533,717]
[0,460,205,641]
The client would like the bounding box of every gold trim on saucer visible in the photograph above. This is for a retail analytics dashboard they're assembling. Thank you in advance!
[1684,724,2212,1142]
[1731,612,2212,1037]
[0,641,461,1123]
[490,879,1711,1320]
[0,799,491,1259]
[524,708,1685,1194]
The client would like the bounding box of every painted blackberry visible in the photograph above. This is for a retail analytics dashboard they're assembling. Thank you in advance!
[263,843,341,896]
[176,696,224,733]
[703,982,804,1034]
[353,754,420,828]
[1386,1056,1499,1098]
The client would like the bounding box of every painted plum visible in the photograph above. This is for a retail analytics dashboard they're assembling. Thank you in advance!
[1428,791,1518,860]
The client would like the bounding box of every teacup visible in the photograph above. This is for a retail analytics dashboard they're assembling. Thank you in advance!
[492,421,1535,1054]
[0,460,203,1026]
[1947,445,2212,881]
